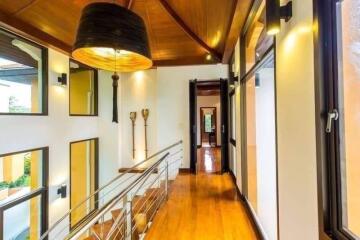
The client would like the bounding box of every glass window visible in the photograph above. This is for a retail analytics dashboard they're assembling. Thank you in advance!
[0,29,47,115]
[3,195,42,240]
[244,0,273,73]
[0,148,48,239]
[69,60,98,116]
[336,0,360,238]
[204,114,213,133]
[70,138,98,228]
[244,53,277,240]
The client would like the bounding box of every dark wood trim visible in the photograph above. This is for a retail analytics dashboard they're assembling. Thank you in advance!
[200,107,217,147]
[0,28,48,116]
[220,78,229,173]
[228,171,265,240]
[69,138,99,230]
[189,80,197,174]
[197,145,202,149]
[179,168,191,174]
[159,0,222,61]
[69,59,99,117]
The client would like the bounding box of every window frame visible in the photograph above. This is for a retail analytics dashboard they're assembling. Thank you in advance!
[314,0,358,239]
[69,59,98,117]
[69,138,99,230]
[0,27,48,116]
[0,147,49,239]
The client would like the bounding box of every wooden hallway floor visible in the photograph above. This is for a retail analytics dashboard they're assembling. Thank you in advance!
[145,174,259,239]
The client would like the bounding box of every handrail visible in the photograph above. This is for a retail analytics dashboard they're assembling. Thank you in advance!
[40,140,182,240]
[66,152,170,240]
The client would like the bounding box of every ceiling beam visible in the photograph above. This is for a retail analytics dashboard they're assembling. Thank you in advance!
[127,0,134,9]
[0,10,71,55]
[222,0,253,63]
[153,55,218,66]
[159,0,222,61]
[13,0,39,16]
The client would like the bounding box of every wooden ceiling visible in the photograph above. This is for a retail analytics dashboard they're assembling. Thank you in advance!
[0,0,252,66]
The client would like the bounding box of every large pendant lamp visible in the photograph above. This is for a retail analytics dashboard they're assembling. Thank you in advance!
[72,2,152,123]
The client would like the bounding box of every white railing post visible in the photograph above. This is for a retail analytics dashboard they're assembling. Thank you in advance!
[165,159,169,199]
[125,194,133,240]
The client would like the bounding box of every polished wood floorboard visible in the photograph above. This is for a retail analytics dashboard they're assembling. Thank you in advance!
[196,147,221,173]
[145,148,259,240]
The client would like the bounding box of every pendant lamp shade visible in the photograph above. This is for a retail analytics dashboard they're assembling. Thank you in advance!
[72,2,152,72]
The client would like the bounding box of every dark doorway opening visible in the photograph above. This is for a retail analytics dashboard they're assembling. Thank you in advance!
[189,79,229,174]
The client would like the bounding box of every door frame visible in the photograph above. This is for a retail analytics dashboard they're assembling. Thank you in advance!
[189,79,229,174]
[200,107,217,147]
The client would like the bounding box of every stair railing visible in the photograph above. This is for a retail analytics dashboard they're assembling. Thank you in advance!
[40,140,183,240]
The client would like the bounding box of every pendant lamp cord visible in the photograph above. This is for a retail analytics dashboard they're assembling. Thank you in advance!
[112,49,119,123]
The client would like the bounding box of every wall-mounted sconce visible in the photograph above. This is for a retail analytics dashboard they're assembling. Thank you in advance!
[57,184,67,198]
[266,0,293,35]
[57,73,67,86]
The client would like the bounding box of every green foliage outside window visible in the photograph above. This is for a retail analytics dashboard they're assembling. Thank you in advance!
[0,153,31,191]
[204,114,213,133]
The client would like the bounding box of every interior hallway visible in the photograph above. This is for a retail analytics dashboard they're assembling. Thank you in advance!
[145,148,259,240]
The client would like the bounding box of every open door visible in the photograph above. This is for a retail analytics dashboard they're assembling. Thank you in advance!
[220,78,229,173]
[189,80,197,173]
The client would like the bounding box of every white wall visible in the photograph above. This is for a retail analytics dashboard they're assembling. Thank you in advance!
[0,49,119,236]
[118,64,228,169]
[276,0,319,239]
[196,95,221,146]
[157,65,228,168]
[120,70,158,167]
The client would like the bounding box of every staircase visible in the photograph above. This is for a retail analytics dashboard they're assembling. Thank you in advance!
[87,180,174,240]
[40,141,183,240]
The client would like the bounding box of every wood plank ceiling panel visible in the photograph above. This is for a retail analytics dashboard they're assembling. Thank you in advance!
[132,0,206,61]
[165,0,236,54]
[0,0,253,66]
[0,0,34,15]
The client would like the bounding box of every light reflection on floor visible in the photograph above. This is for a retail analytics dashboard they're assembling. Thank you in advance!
[197,147,221,174]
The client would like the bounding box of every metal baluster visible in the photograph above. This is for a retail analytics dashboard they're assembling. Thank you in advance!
[165,159,169,199]
[125,194,132,240]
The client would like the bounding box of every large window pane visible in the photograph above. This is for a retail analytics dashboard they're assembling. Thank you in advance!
[245,54,277,240]
[3,195,42,240]
[244,0,273,73]
[0,29,46,114]
[70,138,98,228]
[69,61,98,116]
[337,0,360,237]
[0,149,44,203]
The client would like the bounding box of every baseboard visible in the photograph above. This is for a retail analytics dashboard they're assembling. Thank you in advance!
[228,170,266,240]
[179,168,191,174]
